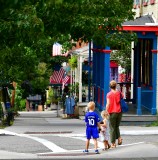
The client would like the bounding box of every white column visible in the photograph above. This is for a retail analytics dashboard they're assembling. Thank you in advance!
[73,70,75,95]
[70,68,72,85]
[75,68,77,97]
[79,56,83,102]
[131,41,134,99]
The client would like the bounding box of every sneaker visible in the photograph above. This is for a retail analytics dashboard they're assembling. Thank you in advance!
[83,149,89,153]
[95,149,100,154]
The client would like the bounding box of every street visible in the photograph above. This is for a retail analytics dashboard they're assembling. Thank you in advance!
[0,111,158,159]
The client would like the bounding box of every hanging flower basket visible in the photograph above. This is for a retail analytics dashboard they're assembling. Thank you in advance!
[68,56,78,69]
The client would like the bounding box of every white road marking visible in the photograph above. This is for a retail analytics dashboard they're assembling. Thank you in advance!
[19,134,67,152]
[121,130,158,135]
[69,136,104,148]
[119,142,145,147]
[0,130,146,154]
[0,130,66,153]
[37,136,145,155]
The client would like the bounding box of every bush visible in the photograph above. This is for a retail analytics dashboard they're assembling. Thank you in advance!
[19,99,26,111]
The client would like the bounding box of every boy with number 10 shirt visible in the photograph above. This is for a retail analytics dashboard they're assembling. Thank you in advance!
[83,101,100,154]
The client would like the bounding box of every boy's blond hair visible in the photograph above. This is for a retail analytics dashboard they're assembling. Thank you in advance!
[101,110,109,119]
[87,101,95,111]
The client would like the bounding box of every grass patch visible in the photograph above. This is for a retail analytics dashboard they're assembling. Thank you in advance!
[0,125,6,129]
[146,115,158,127]
[147,121,158,127]
[0,119,14,128]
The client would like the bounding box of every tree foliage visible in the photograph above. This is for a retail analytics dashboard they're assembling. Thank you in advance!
[0,0,135,97]
[111,44,131,72]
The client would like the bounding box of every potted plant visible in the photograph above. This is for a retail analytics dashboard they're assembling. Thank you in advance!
[82,90,86,102]
[46,99,51,107]
[50,96,58,110]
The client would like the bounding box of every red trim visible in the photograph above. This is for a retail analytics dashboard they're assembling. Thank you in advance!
[133,4,140,9]
[122,26,158,32]
[110,61,118,67]
[92,48,112,53]
[133,4,137,9]
[150,0,155,4]
[143,2,148,6]
[151,50,158,53]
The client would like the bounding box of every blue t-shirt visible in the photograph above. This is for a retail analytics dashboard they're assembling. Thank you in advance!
[85,111,100,127]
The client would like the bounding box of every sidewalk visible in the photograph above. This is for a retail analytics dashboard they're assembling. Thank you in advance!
[0,111,158,159]
[1,126,158,136]
[79,114,158,135]
[120,126,158,135]
[0,112,158,136]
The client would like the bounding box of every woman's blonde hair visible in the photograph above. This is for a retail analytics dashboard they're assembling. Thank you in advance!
[87,101,95,111]
[110,80,117,89]
[101,110,109,119]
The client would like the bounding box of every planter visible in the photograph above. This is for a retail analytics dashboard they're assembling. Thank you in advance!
[38,105,43,111]
[51,103,57,110]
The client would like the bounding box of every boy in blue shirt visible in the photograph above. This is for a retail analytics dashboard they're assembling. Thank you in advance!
[83,101,100,154]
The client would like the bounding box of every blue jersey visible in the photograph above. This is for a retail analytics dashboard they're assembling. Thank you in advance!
[85,111,100,127]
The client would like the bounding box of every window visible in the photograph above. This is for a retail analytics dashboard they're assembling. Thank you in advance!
[136,0,140,7]
[133,0,140,8]
[136,0,140,5]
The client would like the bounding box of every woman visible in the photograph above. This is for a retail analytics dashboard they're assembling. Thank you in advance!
[105,80,122,148]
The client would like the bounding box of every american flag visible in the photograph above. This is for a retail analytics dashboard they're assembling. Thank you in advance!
[52,43,62,56]
[62,74,70,90]
[50,67,65,84]
[52,43,69,57]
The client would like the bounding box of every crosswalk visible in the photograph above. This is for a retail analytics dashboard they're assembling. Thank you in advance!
[0,129,145,155]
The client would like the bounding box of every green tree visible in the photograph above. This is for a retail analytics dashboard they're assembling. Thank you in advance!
[31,62,51,94]
[0,0,136,100]
[110,44,132,73]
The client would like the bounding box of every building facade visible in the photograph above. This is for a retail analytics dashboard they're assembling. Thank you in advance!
[92,0,158,115]
[133,0,158,21]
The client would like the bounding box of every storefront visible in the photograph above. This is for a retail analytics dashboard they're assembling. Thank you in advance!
[92,15,158,115]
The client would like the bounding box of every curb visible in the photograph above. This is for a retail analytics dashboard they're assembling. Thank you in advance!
[1,129,158,136]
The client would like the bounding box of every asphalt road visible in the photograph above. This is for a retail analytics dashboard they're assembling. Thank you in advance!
[0,111,158,159]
